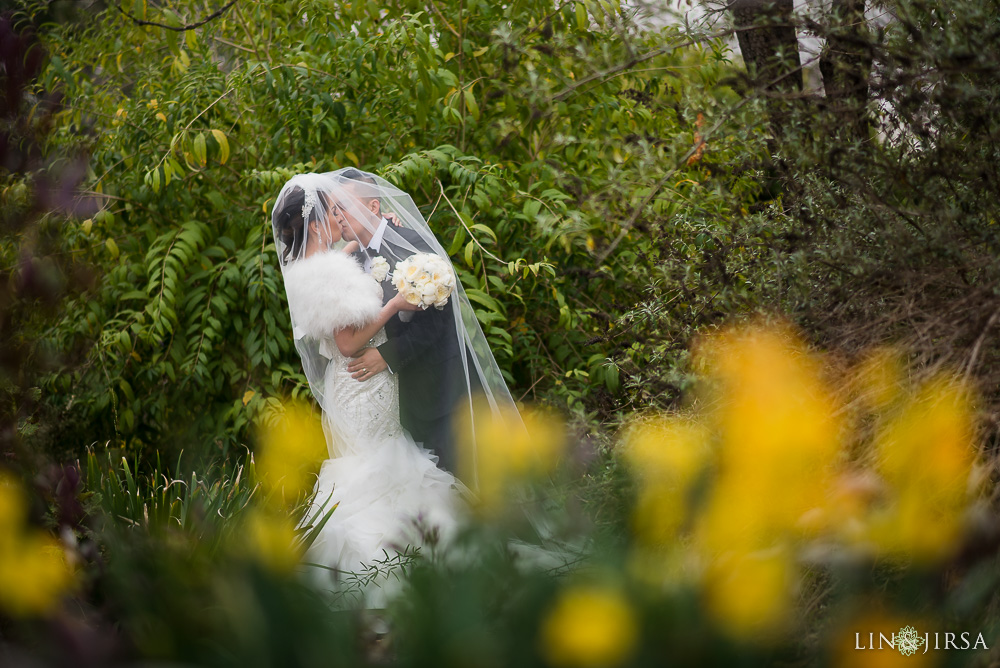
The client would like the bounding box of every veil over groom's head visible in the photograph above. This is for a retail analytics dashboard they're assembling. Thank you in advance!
[329,168,385,245]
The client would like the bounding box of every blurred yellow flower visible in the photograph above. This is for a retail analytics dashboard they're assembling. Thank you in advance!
[697,324,841,553]
[869,376,978,562]
[0,471,74,617]
[459,402,564,515]
[623,417,710,545]
[244,508,303,574]
[0,534,75,617]
[853,348,905,411]
[540,584,638,668]
[703,549,794,639]
[689,324,842,639]
[611,321,985,646]
[623,417,709,484]
[0,473,27,535]
[255,400,327,502]
[631,486,688,547]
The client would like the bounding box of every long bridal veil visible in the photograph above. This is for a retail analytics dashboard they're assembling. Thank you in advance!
[270,169,524,490]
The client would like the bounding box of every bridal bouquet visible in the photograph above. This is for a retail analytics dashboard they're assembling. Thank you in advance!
[393,252,456,310]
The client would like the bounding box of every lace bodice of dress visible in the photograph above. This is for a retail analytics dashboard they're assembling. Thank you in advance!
[320,326,404,457]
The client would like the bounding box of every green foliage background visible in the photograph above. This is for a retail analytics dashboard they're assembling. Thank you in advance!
[17,0,771,462]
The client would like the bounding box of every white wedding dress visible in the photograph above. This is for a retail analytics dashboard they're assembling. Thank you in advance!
[282,250,464,603]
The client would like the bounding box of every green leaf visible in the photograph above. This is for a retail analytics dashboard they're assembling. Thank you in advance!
[168,157,184,178]
[469,223,497,243]
[193,133,207,167]
[463,88,480,122]
[465,288,501,312]
[448,226,467,256]
[523,198,541,219]
[206,191,227,212]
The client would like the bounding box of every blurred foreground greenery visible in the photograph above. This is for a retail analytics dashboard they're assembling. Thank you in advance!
[4,322,1000,667]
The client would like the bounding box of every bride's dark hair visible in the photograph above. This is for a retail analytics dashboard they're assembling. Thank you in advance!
[273,186,314,264]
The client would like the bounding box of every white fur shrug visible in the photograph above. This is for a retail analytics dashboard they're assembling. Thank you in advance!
[281,250,383,340]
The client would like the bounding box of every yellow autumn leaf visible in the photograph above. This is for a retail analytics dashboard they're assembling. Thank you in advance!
[211,129,230,164]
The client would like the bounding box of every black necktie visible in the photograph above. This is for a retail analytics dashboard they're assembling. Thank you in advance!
[350,247,370,265]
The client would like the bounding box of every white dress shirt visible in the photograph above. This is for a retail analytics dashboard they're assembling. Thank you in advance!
[363,216,394,374]
[362,217,390,273]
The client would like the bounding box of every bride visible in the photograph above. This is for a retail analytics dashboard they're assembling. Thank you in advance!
[269,169,521,602]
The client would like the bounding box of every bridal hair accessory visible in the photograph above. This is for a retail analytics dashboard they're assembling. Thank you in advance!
[301,187,319,227]
[371,256,390,283]
[393,253,456,309]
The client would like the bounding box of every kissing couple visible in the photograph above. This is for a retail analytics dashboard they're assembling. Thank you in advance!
[271,168,521,601]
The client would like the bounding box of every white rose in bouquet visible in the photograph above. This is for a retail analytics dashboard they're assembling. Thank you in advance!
[434,282,451,308]
[370,256,390,282]
[392,252,456,310]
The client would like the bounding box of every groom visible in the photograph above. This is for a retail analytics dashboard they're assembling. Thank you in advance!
[334,169,467,476]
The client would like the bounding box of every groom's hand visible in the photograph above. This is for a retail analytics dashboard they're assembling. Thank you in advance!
[348,347,387,382]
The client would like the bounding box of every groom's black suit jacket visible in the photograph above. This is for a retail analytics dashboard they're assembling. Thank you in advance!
[361,227,468,474]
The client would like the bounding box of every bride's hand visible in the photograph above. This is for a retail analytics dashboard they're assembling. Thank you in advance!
[341,240,360,254]
[391,292,423,312]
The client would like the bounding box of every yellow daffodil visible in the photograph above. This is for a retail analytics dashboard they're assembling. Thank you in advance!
[622,417,710,545]
[244,508,303,575]
[703,549,794,639]
[255,400,327,502]
[459,402,564,516]
[540,584,638,668]
[697,324,841,553]
[0,471,74,617]
[869,376,978,562]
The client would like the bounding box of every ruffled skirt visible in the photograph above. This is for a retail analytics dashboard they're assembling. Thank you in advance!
[299,433,465,606]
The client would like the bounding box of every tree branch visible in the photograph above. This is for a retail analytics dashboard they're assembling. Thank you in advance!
[114,0,239,32]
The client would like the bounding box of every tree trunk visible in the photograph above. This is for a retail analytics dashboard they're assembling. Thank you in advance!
[731,0,803,91]
[729,0,803,142]
[818,0,872,142]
